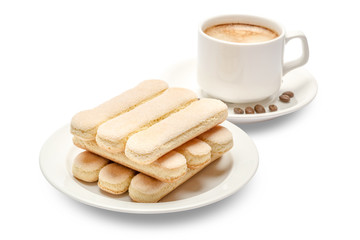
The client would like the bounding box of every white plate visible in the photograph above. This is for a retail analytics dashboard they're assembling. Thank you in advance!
[161,59,318,124]
[39,121,258,214]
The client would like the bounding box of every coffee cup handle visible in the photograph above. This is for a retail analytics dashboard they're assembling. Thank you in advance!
[283,31,309,76]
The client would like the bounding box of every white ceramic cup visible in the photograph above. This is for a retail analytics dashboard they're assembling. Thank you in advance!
[197,14,309,103]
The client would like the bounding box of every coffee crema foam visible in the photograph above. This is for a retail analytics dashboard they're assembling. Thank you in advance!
[204,23,278,43]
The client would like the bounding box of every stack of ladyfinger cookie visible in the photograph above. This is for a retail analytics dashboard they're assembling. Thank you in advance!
[70,80,233,203]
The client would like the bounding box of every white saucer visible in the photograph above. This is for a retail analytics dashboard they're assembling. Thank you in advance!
[160,59,318,124]
[39,121,258,214]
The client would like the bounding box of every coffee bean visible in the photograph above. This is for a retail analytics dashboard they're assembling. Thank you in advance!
[254,104,265,113]
[269,104,278,112]
[279,94,290,103]
[282,91,294,98]
[234,107,244,114]
[245,106,255,114]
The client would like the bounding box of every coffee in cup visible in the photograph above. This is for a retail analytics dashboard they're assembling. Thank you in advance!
[198,14,309,103]
[204,23,279,43]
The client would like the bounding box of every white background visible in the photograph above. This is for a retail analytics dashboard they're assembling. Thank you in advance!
[1,0,359,239]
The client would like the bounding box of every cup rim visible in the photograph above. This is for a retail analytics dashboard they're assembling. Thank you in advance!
[199,14,285,46]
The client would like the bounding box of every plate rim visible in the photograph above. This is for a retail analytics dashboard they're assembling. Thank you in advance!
[39,121,259,214]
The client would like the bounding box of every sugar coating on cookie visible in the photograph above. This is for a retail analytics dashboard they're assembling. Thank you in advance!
[128,125,234,203]
[98,163,136,195]
[72,151,109,182]
[129,152,227,203]
[153,151,187,169]
[125,98,228,164]
[197,125,233,154]
[71,80,168,140]
[73,136,188,182]
[176,138,211,169]
[130,173,167,195]
[96,88,197,153]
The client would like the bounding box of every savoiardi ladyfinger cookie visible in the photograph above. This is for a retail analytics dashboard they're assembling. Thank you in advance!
[125,98,228,165]
[71,80,168,141]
